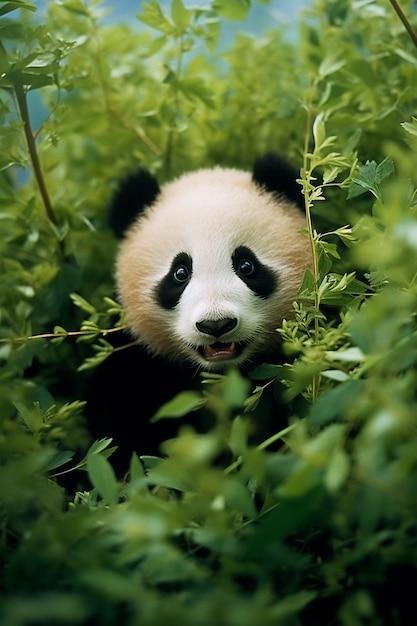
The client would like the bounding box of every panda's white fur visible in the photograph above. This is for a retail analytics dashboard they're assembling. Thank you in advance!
[115,163,311,371]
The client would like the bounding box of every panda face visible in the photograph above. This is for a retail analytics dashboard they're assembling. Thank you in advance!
[115,165,311,371]
[154,244,277,367]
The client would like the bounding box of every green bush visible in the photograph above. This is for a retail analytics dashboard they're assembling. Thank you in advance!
[1,1,417,624]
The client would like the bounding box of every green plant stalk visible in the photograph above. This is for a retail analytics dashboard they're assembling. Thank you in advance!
[14,83,58,227]
[389,0,417,49]
[302,89,321,402]
[224,422,298,475]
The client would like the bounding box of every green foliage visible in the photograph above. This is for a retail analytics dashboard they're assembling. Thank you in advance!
[1,0,417,625]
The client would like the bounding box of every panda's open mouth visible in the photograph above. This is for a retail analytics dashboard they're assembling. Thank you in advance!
[199,341,244,362]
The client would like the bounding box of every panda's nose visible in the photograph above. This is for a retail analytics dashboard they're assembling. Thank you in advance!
[196,318,237,338]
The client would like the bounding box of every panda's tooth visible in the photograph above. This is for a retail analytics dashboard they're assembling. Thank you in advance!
[205,342,236,360]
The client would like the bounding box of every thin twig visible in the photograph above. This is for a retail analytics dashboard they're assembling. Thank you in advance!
[389,0,417,49]
[0,325,126,344]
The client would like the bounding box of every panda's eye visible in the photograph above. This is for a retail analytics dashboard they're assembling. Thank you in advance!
[156,252,192,310]
[174,265,190,283]
[232,245,276,298]
[238,259,255,276]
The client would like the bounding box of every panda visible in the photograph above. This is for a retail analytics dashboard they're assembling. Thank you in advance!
[85,152,311,474]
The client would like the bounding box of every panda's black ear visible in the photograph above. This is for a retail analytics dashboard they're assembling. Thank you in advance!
[252,152,303,209]
[108,169,161,238]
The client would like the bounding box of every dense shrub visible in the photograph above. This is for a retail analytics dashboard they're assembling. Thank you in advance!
[1,1,416,624]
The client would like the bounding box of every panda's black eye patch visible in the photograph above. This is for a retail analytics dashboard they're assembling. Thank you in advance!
[156,252,192,309]
[232,245,276,297]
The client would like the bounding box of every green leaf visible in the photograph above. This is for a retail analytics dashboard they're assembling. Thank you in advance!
[145,464,191,491]
[151,390,206,422]
[308,379,364,428]
[86,452,119,504]
[316,245,333,278]
[348,160,378,199]
[45,450,74,472]
[326,347,365,363]
[0,42,8,74]
[87,438,115,456]
[401,117,417,137]
[52,325,68,345]
[70,292,97,315]
[171,0,190,31]
[79,569,140,600]
[249,363,282,380]
[312,112,326,149]
[318,240,341,260]
[244,487,325,550]
[333,224,356,245]
[297,268,315,298]
[2,70,53,88]
[0,21,25,40]
[177,77,215,107]
[129,452,145,482]
[77,347,113,371]
[347,157,394,200]
[0,2,37,16]
[321,369,350,382]
[213,0,250,21]
[137,0,173,34]
[59,0,90,16]
[223,478,257,518]
[14,401,43,434]
[243,385,264,412]
[375,155,395,184]
[273,591,318,619]
[139,455,163,471]
[324,446,350,493]
[318,51,346,78]
[222,367,251,409]
[228,415,248,457]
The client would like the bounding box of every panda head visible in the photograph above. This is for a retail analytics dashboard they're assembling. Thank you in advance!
[110,153,311,371]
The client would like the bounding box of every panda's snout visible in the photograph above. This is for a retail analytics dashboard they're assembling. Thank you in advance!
[196,317,237,338]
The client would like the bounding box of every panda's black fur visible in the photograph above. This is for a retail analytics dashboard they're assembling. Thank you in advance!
[85,153,310,476]
[109,153,304,239]
[108,169,161,238]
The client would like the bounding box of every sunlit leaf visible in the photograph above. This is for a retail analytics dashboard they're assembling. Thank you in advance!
[151,390,206,422]
[137,0,174,33]
[171,0,190,31]
[213,0,250,20]
[228,415,248,457]
[87,452,119,504]
[0,2,37,16]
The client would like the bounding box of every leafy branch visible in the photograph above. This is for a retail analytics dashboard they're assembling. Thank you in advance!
[0,8,63,248]
[13,83,59,227]
[88,13,161,156]
[0,324,126,345]
[298,98,358,401]
[0,293,129,370]
[137,0,219,176]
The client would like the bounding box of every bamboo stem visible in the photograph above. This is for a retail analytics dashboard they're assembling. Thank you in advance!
[14,83,59,226]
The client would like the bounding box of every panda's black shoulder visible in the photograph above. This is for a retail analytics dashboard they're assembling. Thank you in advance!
[108,169,161,238]
[252,152,303,209]
[84,333,206,475]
